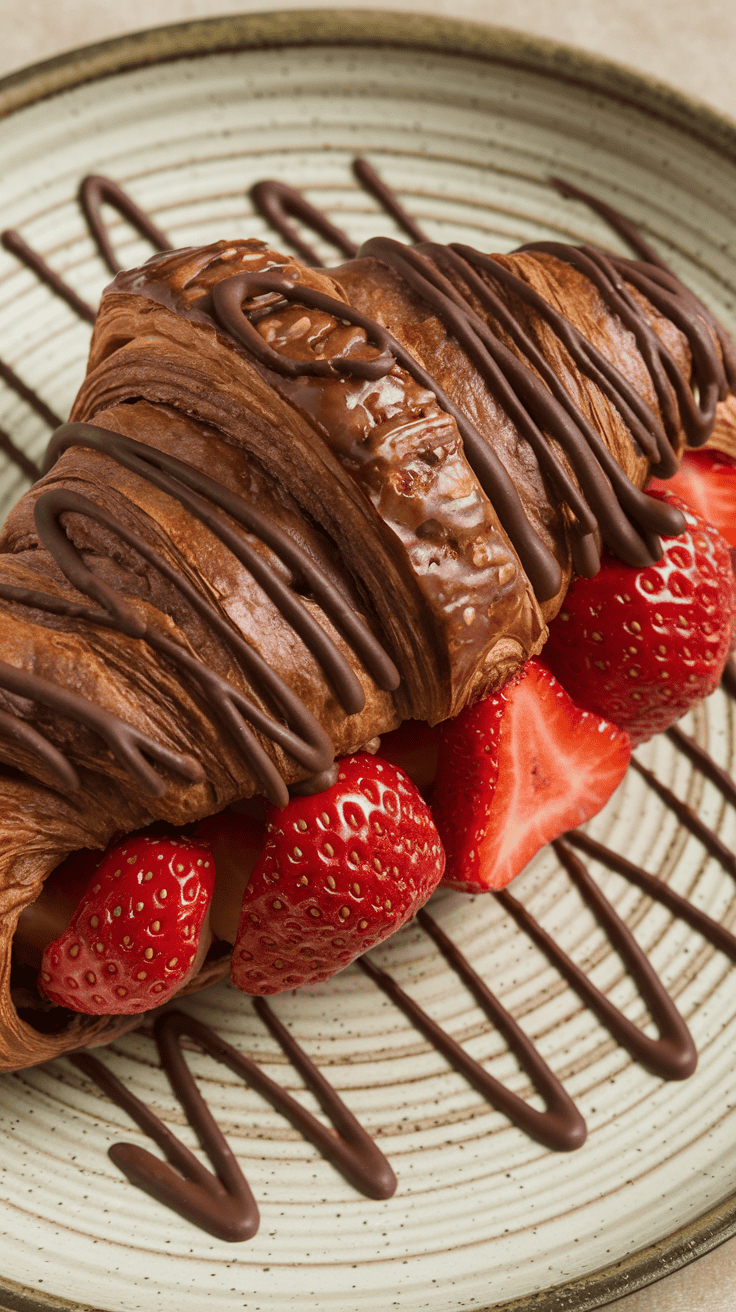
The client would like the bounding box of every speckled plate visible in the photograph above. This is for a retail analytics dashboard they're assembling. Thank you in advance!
[2,12,736,1312]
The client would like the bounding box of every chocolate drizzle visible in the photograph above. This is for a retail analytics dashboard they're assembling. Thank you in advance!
[71,1002,395,1242]
[210,264,563,601]
[0,420,399,804]
[78,175,170,276]
[250,178,358,267]
[360,236,689,581]
[1,160,730,601]
[0,176,175,480]
[500,843,697,1080]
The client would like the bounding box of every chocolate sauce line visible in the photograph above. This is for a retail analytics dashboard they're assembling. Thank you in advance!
[0,426,40,484]
[497,845,697,1081]
[521,240,729,449]
[71,1003,395,1242]
[250,178,358,267]
[0,227,96,326]
[0,654,202,797]
[378,907,587,1151]
[351,158,430,245]
[666,725,736,810]
[550,176,736,394]
[0,412,402,803]
[46,424,398,698]
[721,656,736,701]
[630,756,736,882]
[78,176,171,277]
[565,829,736,963]
[449,242,674,477]
[0,178,174,481]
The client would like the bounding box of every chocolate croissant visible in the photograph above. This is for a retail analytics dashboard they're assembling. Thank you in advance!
[0,224,732,1071]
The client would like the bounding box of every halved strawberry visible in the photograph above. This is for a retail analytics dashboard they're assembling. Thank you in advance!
[38,835,216,1014]
[231,754,445,994]
[647,449,736,547]
[432,660,630,893]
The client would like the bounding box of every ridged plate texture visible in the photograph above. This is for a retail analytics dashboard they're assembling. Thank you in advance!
[1,14,736,1312]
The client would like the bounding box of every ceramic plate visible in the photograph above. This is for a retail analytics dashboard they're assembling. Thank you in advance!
[2,13,736,1311]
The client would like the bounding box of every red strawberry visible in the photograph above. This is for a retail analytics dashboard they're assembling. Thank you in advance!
[544,489,736,745]
[647,450,736,547]
[432,660,630,893]
[39,835,216,1014]
[231,754,445,995]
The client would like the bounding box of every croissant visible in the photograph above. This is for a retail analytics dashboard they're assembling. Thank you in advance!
[0,213,732,1071]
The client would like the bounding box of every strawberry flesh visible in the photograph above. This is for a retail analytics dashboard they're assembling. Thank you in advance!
[231,754,445,994]
[39,835,216,1014]
[432,660,631,893]
[544,490,736,745]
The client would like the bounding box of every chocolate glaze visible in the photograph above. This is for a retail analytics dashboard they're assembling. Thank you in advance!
[1,177,174,480]
[209,262,563,602]
[361,908,587,1151]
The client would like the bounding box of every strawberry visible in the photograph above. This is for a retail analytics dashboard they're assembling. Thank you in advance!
[39,835,216,1014]
[647,450,736,547]
[432,660,630,893]
[544,489,736,745]
[231,754,445,995]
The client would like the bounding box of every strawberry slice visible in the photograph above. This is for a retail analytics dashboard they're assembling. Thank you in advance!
[39,835,216,1014]
[432,660,630,893]
[647,450,736,547]
[231,754,445,995]
[544,489,736,745]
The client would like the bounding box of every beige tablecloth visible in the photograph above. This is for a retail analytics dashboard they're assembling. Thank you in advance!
[2,2,736,1308]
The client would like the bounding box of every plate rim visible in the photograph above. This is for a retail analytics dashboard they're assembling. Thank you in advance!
[1,10,736,1310]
